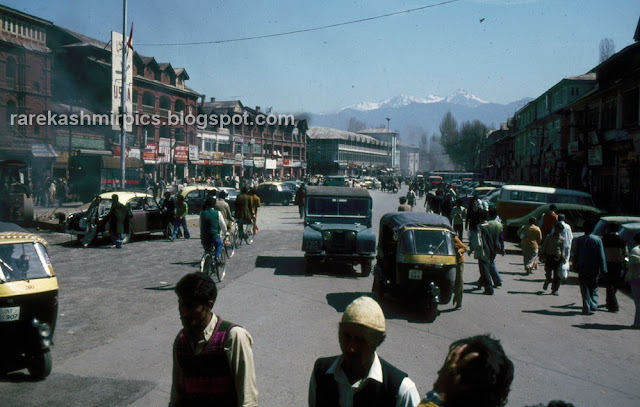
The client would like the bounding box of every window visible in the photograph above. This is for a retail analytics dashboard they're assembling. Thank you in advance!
[175,100,185,113]
[159,96,171,110]
[6,57,16,80]
[174,128,185,142]
[622,88,639,128]
[142,92,155,107]
[601,99,617,130]
[6,100,17,124]
[252,143,261,154]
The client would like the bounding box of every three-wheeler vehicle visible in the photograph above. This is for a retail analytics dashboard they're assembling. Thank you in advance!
[0,222,58,379]
[372,212,456,322]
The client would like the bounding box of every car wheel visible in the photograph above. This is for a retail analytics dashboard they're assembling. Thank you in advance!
[360,260,372,277]
[282,198,289,206]
[424,303,439,323]
[27,350,52,380]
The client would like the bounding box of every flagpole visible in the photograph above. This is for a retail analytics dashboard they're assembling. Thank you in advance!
[120,0,127,189]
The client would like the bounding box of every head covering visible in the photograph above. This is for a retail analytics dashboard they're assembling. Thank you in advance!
[557,214,566,222]
[341,296,385,332]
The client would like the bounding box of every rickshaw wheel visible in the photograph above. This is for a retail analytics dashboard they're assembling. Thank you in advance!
[360,260,372,277]
[371,272,384,300]
[424,304,439,323]
[28,350,52,380]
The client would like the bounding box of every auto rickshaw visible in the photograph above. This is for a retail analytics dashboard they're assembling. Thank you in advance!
[0,222,58,379]
[372,212,456,322]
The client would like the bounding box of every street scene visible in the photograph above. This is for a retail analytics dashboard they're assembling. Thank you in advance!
[0,187,639,406]
[1,1,640,407]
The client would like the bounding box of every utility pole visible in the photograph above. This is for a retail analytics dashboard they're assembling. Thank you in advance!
[120,0,128,189]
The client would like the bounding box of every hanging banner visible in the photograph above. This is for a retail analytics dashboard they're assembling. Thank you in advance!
[111,31,133,132]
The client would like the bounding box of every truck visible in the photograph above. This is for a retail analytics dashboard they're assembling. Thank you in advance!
[69,155,143,203]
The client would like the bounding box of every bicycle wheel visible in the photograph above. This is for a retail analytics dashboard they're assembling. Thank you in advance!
[235,223,243,247]
[216,254,226,282]
[244,224,254,245]
[225,237,235,258]
[200,252,214,277]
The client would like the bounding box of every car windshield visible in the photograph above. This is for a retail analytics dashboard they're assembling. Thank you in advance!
[398,229,454,255]
[0,242,52,282]
[307,197,369,217]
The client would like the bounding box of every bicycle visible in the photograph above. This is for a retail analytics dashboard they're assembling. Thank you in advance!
[224,225,235,259]
[235,219,254,246]
[200,244,226,282]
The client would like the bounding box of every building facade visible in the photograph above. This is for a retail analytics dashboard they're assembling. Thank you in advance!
[306,127,391,176]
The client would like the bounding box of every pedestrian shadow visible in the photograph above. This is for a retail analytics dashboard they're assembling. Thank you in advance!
[499,271,523,276]
[550,303,581,310]
[144,282,176,291]
[326,292,374,313]
[171,260,200,267]
[572,323,636,331]
[507,290,547,295]
[505,249,521,255]
[522,309,584,316]
[255,255,307,276]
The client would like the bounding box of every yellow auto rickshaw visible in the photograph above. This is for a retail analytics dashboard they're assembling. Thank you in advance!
[372,212,457,322]
[0,222,58,379]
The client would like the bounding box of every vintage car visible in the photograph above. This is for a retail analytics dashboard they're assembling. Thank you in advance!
[65,191,168,245]
[302,186,375,276]
[179,185,219,214]
[372,212,457,322]
[217,187,238,206]
[504,203,604,241]
[0,223,58,379]
[255,182,296,205]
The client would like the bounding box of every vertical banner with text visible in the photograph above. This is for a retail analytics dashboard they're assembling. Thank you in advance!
[111,31,133,132]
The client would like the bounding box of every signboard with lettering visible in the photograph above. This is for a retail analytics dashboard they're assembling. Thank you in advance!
[143,144,158,164]
[189,145,199,161]
[175,145,189,163]
[253,157,265,168]
[111,31,133,132]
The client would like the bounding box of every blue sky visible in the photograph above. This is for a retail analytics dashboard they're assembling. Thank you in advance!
[5,0,640,113]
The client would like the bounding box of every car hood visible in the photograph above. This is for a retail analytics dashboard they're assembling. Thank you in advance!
[306,223,369,233]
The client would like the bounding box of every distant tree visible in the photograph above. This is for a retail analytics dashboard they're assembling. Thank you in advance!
[439,111,459,147]
[347,117,367,132]
[599,38,615,63]
[439,111,491,171]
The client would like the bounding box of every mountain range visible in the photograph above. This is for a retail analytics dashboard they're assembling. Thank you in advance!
[308,89,532,146]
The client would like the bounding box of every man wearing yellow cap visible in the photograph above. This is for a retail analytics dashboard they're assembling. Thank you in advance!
[308,296,420,407]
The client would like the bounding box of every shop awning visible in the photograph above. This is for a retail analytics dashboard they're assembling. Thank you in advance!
[31,144,58,158]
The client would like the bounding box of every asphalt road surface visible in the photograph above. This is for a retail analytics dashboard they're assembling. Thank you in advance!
[1,186,638,406]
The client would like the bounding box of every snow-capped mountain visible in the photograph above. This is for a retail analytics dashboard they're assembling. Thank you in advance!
[309,91,532,146]
[343,89,485,112]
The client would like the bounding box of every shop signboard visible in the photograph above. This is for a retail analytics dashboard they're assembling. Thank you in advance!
[175,145,189,163]
[223,159,235,165]
[283,158,291,166]
[189,145,199,161]
[292,161,302,168]
[142,144,157,164]
[128,148,141,160]
[265,158,277,170]
[253,157,265,168]
[588,145,602,166]
[158,138,170,163]
[243,159,254,167]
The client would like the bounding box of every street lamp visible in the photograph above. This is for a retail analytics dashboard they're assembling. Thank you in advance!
[386,117,390,132]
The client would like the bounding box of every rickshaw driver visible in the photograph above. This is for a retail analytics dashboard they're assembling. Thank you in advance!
[0,244,18,279]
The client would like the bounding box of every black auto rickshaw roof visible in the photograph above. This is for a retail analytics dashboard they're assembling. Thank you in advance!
[0,222,28,233]
[306,186,371,198]
[379,212,454,233]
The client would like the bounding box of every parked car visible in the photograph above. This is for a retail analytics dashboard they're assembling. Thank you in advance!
[482,188,502,210]
[65,191,168,245]
[302,186,375,276]
[504,203,604,241]
[619,222,640,252]
[255,182,296,205]
[592,216,640,237]
[282,180,304,190]
[217,187,238,206]
[178,185,219,214]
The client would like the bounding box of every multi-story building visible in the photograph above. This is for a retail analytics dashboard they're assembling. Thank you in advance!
[48,26,201,182]
[0,5,56,180]
[398,142,420,177]
[197,98,308,181]
[357,128,399,171]
[307,127,391,176]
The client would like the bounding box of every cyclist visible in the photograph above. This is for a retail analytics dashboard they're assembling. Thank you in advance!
[200,197,227,262]
[215,189,235,247]
[234,186,254,240]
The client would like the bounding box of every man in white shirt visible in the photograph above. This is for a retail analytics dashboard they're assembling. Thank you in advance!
[308,296,420,407]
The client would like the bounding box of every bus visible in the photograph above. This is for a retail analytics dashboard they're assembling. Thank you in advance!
[427,171,478,185]
[496,184,595,221]
[0,160,34,226]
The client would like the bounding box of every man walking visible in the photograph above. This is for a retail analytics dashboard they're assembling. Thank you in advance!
[398,196,412,212]
[105,194,131,248]
[308,296,420,407]
[406,187,417,209]
[170,273,258,406]
[602,222,628,312]
[295,183,307,219]
[472,211,501,295]
[539,223,565,296]
[572,220,607,315]
[449,200,466,240]
[169,194,191,241]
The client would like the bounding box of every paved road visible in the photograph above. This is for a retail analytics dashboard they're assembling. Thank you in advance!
[1,187,638,406]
